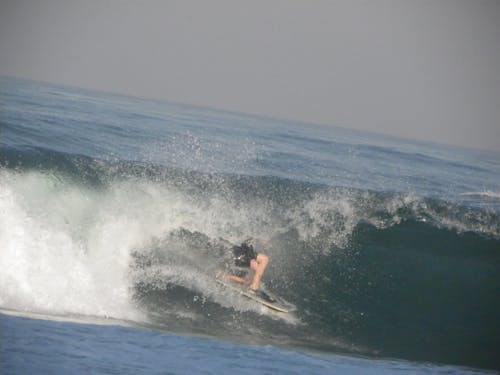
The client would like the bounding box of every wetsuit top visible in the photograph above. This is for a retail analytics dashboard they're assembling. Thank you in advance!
[232,243,256,268]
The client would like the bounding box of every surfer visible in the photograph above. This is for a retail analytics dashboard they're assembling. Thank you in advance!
[224,239,269,295]
[216,239,282,306]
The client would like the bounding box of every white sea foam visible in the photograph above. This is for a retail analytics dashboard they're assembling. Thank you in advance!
[0,169,280,320]
[0,171,141,320]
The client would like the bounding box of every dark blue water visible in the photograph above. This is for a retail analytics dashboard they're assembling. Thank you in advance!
[1,76,499,373]
[3,312,489,375]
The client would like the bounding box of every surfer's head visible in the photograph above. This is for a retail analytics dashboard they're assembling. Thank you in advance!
[233,242,257,268]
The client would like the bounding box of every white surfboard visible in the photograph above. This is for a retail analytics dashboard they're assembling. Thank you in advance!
[215,275,292,313]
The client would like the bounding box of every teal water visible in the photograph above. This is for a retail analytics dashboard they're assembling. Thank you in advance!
[1,76,499,372]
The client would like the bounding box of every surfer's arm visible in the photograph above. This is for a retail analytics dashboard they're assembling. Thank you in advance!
[226,274,251,285]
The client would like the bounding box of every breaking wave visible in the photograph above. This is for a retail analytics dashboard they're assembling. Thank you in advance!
[1,146,499,369]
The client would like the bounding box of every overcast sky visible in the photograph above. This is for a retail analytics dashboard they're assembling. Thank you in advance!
[1,0,499,151]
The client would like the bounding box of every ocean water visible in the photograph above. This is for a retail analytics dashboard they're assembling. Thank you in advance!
[1,75,499,374]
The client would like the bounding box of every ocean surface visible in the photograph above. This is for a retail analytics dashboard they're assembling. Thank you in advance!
[1,75,499,374]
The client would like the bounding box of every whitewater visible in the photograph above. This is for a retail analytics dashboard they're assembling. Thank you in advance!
[1,76,499,374]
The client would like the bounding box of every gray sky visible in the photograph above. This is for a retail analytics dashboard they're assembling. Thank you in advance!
[1,0,499,151]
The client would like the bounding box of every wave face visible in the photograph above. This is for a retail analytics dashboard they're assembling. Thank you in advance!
[1,147,499,370]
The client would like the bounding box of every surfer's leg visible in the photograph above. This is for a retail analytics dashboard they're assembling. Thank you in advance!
[249,253,269,291]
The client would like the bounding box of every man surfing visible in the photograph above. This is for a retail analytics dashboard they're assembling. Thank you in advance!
[218,239,274,302]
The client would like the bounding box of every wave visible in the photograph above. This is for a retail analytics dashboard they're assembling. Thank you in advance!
[1,146,499,370]
[460,191,500,199]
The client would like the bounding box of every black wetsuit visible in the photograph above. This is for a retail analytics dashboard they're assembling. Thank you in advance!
[230,243,275,302]
[232,243,256,268]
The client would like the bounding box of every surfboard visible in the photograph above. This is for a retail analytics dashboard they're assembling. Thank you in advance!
[215,275,292,313]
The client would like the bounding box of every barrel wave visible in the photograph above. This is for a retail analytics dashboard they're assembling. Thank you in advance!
[1,146,499,370]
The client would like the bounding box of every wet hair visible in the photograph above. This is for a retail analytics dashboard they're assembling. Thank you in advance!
[232,243,256,268]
